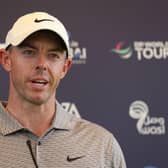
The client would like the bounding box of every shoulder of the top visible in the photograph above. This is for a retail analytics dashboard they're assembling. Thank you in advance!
[72,116,115,138]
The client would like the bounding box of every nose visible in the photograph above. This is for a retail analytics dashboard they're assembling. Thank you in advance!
[35,55,47,71]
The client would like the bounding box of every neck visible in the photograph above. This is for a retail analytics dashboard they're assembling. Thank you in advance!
[6,95,56,137]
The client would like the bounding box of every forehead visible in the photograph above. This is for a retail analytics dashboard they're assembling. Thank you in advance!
[18,30,66,50]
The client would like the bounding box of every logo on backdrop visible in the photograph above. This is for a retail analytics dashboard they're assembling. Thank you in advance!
[61,102,81,118]
[110,41,132,59]
[129,100,166,135]
[68,32,87,64]
[110,41,168,61]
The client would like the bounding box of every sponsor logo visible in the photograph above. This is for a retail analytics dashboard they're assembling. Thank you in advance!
[61,102,81,118]
[34,18,54,23]
[110,41,132,59]
[129,100,166,135]
[69,32,87,64]
[67,155,85,162]
[111,41,168,61]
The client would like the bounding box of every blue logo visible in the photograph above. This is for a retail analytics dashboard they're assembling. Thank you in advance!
[68,32,87,64]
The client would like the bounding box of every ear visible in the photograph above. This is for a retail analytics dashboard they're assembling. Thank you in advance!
[0,49,12,72]
[60,58,72,79]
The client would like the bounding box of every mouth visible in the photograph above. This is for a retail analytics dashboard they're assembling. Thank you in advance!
[31,79,49,85]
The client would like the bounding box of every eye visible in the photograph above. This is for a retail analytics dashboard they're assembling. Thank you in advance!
[21,49,36,56]
[23,49,35,55]
[48,52,61,60]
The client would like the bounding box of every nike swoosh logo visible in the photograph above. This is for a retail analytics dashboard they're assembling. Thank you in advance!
[34,18,54,23]
[67,155,85,162]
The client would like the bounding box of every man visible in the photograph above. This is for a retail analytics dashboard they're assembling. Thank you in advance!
[0,12,126,168]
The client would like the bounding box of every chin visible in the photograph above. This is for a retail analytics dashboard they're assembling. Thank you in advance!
[28,99,47,105]
[27,96,51,105]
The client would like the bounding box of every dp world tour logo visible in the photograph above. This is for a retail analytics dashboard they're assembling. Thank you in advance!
[110,41,168,60]
[110,41,132,59]
[129,100,166,135]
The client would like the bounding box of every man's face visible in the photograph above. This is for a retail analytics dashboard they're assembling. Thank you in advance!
[3,31,71,105]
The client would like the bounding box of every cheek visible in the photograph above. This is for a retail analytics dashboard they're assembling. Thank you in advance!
[11,63,27,75]
[53,62,65,73]
[53,69,64,79]
[59,65,67,79]
[10,61,30,82]
[10,66,25,83]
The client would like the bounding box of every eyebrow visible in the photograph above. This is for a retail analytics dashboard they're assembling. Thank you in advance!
[18,43,37,50]
[18,42,65,52]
